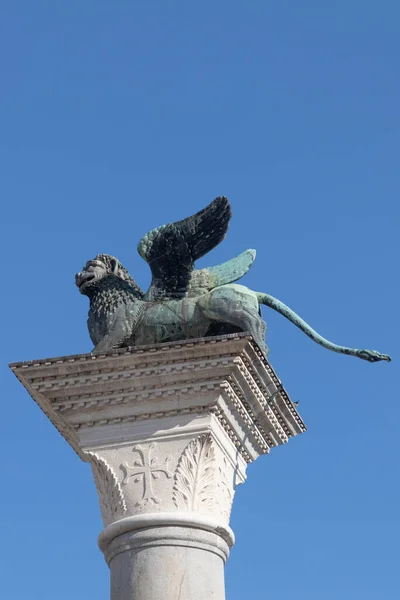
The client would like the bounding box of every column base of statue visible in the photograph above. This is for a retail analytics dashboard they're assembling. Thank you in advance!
[10,333,306,600]
[100,514,233,600]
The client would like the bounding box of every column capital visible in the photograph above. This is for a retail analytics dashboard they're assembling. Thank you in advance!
[10,333,306,527]
[10,334,306,529]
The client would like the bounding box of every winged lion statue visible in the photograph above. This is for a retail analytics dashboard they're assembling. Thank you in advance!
[75,197,391,363]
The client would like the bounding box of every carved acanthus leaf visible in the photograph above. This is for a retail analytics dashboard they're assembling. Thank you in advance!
[87,452,127,526]
[217,458,234,522]
[173,434,216,512]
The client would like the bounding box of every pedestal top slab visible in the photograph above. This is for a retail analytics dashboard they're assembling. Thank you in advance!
[10,333,306,462]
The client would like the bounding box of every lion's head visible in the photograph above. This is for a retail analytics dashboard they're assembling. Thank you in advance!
[75,254,140,295]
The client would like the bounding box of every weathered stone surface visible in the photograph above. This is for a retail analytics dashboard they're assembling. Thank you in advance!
[106,523,230,600]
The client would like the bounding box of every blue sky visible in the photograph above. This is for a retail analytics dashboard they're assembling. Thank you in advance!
[1,2,399,598]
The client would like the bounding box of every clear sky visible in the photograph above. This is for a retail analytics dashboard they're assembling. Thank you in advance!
[1,2,399,599]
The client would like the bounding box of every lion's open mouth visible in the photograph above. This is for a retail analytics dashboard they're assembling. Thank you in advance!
[76,273,96,288]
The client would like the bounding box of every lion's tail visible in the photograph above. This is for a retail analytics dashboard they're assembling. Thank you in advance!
[256,292,391,363]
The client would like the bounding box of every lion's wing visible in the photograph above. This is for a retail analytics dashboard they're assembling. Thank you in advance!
[186,249,256,296]
[137,197,232,301]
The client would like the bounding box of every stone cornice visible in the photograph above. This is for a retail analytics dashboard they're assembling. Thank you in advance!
[10,333,306,463]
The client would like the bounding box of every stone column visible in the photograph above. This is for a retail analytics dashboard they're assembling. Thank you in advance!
[10,333,306,600]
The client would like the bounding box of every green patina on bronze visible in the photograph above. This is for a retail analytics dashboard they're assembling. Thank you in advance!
[75,197,391,363]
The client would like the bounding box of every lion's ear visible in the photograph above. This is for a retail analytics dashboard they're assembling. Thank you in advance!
[110,258,119,274]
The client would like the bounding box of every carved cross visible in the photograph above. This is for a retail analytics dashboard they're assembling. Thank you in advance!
[120,443,173,506]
